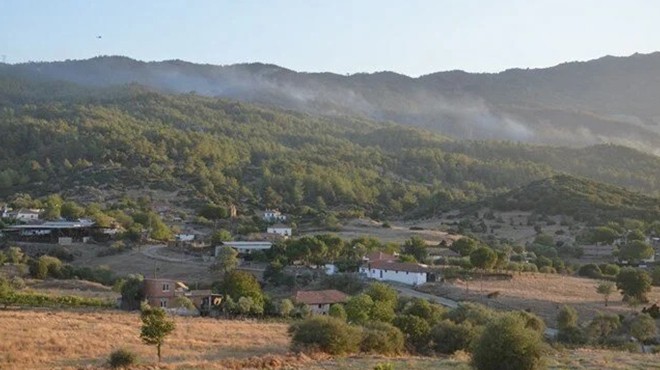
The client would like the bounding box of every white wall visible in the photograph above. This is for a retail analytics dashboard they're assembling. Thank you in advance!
[307,303,331,315]
[267,227,291,236]
[360,267,426,286]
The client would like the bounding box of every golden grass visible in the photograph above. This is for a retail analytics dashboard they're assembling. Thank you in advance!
[427,273,660,325]
[0,309,293,369]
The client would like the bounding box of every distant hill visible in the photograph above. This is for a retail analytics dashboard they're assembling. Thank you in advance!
[1,78,660,217]
[490,175,660,223]
[3,53,660,152]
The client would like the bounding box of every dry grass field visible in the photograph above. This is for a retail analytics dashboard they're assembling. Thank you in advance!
[422,273,660,325]
[1,309,659,370]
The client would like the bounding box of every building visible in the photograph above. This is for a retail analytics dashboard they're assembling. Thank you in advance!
[263,209,287,222]
[360,260,434,286]
[142,278,222,314]
[142,278,184,308]
[294,289,348,315]
[4,220,98,244]
[362,251,397,263]
[9,209,42,222]
[216,241,273,256]
[267,224,292,237]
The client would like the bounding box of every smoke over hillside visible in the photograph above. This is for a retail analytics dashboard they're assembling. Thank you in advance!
[4,52,660,153]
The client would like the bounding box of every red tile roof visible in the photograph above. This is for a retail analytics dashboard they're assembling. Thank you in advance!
[294,289,348,305]
[367,260,430,273]
[363,251,396,262]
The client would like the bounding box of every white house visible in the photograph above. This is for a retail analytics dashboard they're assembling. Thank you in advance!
[267,223,292,237]
[294,289,348,315]
[360,260,432,286]
[176,233,196,242]
[263,209,287,222]
[217,241,272,256]
[11,209,41,222]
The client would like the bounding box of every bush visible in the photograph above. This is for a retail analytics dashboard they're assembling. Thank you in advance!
[97,241,129,257]
[600,264,620,276]
[393,314,431,353]
[557,305,578,331]
[289,316,361,355]
[9,276,25,290]
[472,313,545,370]
[360,321,405,355]
[430,319,479,354]
[557,326,588,346]
[108,348,137,369]
[48,246,75,262]
[329,303,347,321]
[373,363,394,370]
[578,264,602,279]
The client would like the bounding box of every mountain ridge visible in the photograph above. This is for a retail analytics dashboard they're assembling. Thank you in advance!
[3,52,660,153]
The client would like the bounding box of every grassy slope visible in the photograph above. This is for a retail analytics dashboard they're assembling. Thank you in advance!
[0,309,658,370]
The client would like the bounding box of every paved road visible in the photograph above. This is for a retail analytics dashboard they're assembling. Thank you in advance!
[388,282,558,338]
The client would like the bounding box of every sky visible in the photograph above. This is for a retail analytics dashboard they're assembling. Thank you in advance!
[1,0,659,76]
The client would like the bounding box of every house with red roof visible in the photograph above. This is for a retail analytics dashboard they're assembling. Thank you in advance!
[294,289,348,315]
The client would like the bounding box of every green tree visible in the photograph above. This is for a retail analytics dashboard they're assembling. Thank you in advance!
[42,194,63,220]
[329,303,347,321]
[557,304,579,331]
[60,201,85,220]
[120,274,145,310]
[218,271,265,312]
[470,247,497,271]
[472,313,545,370]
[211,229,232,245]
[345,293,374,325]
[211,246,238,275]
[452,237,479,257]
[393,314,431,353]
[279,298,295,317]
[365,282,397,310]
[629,313,657,345]
[596,281,616,306]
[401,236,428,262]
[616,268,652,303]
[140,304,175,362]
[618,240,654,263]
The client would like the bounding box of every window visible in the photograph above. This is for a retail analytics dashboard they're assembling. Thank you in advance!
[162,283,170,292]
[406,272,409,275]
[318,304,323,308]
[160,299,168,308]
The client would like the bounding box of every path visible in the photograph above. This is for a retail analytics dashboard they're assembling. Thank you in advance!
[141,244,211,265]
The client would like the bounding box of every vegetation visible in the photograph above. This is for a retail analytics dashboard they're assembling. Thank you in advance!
[140,304,176,362]
[108,348,138,369]
[471,313,545,370]
[616,268,652,303]
[289,316,362,355]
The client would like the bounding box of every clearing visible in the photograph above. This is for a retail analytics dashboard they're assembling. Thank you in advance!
[419,273,660,325]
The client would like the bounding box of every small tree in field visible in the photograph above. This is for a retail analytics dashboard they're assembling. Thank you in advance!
[140,305,175,362]
[596,281,615,307]
[616,268,652,303]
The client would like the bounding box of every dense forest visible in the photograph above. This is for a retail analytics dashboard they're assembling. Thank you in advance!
[2,77,660,218]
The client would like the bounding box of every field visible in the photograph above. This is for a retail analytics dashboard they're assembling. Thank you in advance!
[421,273,660,325]
[1,309,659,370]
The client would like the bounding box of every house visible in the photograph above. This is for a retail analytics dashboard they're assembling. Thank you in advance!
[360,260,434,286]
[294,289,348,315]
[216,241,272,256]
[267,224,292,237]
[10,209,41,222]
[263,209,287,222]
[142,278,222,315]
[176,233,196,242]
[142,278,185,308]
[362,251,397,263]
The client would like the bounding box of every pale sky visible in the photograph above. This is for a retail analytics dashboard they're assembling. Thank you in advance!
[1,0,659,76]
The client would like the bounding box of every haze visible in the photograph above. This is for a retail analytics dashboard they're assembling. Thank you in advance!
[1,0,659,76]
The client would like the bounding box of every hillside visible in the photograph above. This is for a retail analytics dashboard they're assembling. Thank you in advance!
[4,53,660,152]
[2,79,660,216]
[490,175,660,223]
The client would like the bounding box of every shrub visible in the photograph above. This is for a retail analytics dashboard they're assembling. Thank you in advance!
[9,276,25,290]
[472,313,545,370]
[48,246,75,262]
[617,268,652,303]
[289,316,361,355]
[557,305,578,331]
[393,314,431,353]
[578,264,602,279]
[108,348,137,369]
[444,302,496,327]
[557,326,588,346]
[430,319,479,354]
[600,264,620,276]
[345,294,374,325]
[329,303,347,321]
[360,321,405,355]
[373,363,395,370]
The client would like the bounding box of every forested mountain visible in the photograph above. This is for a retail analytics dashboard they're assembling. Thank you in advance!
[1,77,660,218]
[3,53,660,152]
[490,175,660,223]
